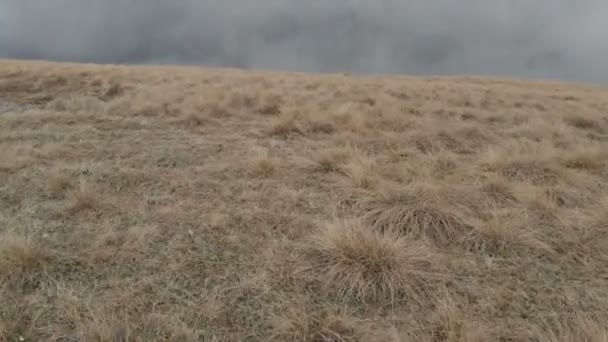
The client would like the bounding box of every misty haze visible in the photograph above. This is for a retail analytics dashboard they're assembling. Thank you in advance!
[1,0,607,84]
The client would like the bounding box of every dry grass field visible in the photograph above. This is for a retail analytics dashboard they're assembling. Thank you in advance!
[1,59,608,341]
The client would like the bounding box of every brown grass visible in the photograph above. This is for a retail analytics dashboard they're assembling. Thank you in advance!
[270,307,361,342]
[249,148,279,178]
[339,148,380,190]
[558,196,608,264]
[564,115,604,132]
[480,174,517,205]
[362,181,472,246]
[462,208,554,257]
[46,171,72,197]
[301,219,436,302]
[1,59,608,341]
[0,235,48,282]
[65,178,99,214]
[562,145,607,170]
[269,112,303,138]
[312,146,354,173]
[424,294,492,342]
[532,315,608,342]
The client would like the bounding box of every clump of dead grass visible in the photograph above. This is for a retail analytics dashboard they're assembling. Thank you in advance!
[177,112,210,128]
[558,196,608,264]
[532,315,608,342]
[228,89,258,114]
[256,93,283,116]
[408,132,442,154]
[461,208,553,257]
[562,145,607,171]
[305,115,336,134]
[512,184,562,225]
[369,101,415,127]
[310,145,380,190]
[312,147,353,173]
[414,150,461,180]
[258,239,302,291]
[480,174,517,205]
[0,144,34,172]
[248,149,279,178]
[564,115,604,133]
[437,126,491,155]
[102,82,125,100]
[0,235,49,290]
[339,150,380,191]
[407,123,492,155]
[201,102,231,118]
[46,171,72,197]
[75,314,199,342]
[301,218,437,302]
[362,181,472,246]
[46,95,109,115]
[503,159,561,184]
[478,143,563,185]
[269,113,303,138]
[332,106,371,133]
[425,294,492,342]
[270,307,361,342]
[65,179,99,214]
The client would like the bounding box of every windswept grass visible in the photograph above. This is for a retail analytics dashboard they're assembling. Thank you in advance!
[0,235,49,284]
[301,218,437,302]
[361,181,472,246]
[1,59,608,341]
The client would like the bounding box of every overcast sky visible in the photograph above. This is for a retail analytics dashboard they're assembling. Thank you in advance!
[1,1,607,83]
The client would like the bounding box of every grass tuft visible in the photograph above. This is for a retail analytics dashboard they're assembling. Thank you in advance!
[562,146,607,171]
[564,115,603,132]
[461,209,554,257]
[301,218,436,302]
[532,315,608,342]
[270,308,360,342]
[269,113,303,138]
[46,172,72,197]
[313,147,352,173]
[256,93,283,116]
[480,174,517,205]
[426,294,492,342]
[479,145,563,185]
[249,149,279,178]
[558,196,608,263]
[362,182,471,246]
[0,235,49,291]
[340,152,380,190]
[66,179,99,213]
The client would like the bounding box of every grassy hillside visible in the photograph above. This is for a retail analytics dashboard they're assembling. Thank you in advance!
[1,59,607,341]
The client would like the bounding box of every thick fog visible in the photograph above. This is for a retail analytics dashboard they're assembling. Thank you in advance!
[1,0,607,83]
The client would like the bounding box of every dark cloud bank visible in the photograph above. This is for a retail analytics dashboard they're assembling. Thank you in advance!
[1,0,607,84]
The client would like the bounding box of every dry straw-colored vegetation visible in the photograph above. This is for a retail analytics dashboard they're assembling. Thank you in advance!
[1,59,608,341]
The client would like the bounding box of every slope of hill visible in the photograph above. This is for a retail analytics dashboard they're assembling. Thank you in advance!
[1,59,608,341]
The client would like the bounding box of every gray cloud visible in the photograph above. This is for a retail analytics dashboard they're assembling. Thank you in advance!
[1,0,607,83]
